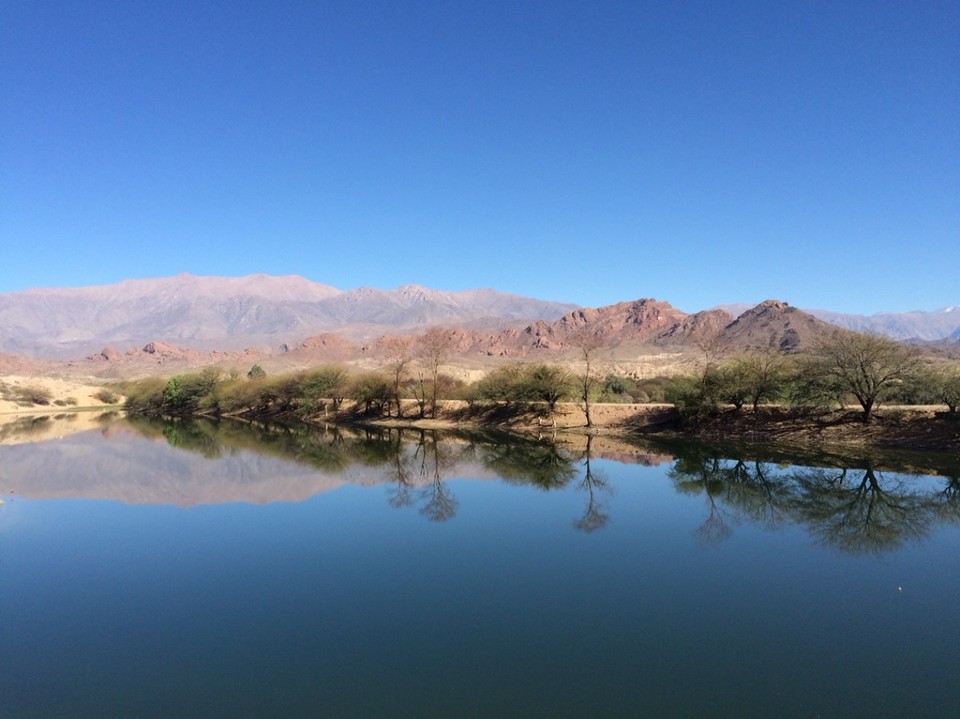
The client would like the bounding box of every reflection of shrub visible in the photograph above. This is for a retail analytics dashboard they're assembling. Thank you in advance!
[94,388,121,404]
[15,386,53,405]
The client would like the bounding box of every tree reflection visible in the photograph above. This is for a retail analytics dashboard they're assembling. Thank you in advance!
[930,473,960,525]
[477,435,577,490]
[574,436,610,532]
[415,431,458,522]
[789,466,931,553]
[668,453,732,545]
[719,460,789,530]
[386,428,417,509]
[667,448,956,554]
[117,417,960,545]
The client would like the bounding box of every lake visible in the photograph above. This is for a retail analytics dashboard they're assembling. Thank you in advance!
[2,415,959,717]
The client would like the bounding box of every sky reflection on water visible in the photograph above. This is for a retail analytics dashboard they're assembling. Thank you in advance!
[1,417,958,717]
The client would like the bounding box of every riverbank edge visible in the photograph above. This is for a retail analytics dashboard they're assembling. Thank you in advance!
[282,400,960,455]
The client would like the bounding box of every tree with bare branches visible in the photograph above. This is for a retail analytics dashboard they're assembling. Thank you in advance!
[383,336,413,418]
[571,328,604,428]
[418,327,453,418]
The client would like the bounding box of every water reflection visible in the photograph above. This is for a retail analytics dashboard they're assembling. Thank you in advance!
[2,416,958,553]
[666,444,960,554]
[575,435,611,532]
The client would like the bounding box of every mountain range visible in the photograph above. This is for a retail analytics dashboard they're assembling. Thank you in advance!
[0,275,957,365]
[716,303,960,342]
[0,274,578,359]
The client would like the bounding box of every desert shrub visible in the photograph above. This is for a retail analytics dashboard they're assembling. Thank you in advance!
[599,374,637,403]
[638,377,670,403]
[213,378,264,414]
[124,377,167,414]
[300,365,350,412]
[941,368,960,414]
[664,373,722,425]
[166,368,223,414]
[473,363,535,405]
[94,388,121,404]
[14,385,53,405]
[435,373,465,400]
[349,371,392,415]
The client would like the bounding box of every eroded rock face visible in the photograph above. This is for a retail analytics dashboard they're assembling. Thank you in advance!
[719,299,833,353]
[28,296,852,379]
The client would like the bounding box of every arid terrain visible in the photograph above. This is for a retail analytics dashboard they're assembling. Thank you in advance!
[2,276,958,455]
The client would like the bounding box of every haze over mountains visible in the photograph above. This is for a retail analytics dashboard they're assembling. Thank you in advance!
[0,274,578,359]
[0,274,957,363]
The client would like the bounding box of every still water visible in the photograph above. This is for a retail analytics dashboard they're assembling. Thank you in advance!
[1,415,959,717]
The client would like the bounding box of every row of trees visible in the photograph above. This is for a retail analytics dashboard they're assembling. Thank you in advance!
[121,328,960,424]
[668,332,960,423]
[123,360,584,419]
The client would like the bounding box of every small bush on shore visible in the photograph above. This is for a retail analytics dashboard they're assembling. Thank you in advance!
[14,385,53,406]
[94,388,121,404]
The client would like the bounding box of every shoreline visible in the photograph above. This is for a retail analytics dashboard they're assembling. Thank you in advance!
[301,400,960,454]
[4,397,959,455]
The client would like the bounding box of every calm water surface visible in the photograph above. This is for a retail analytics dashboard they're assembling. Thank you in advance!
[1,416,959,717]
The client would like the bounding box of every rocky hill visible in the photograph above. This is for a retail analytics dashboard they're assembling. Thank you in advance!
[715,304,960,342]
[278,298,837,367]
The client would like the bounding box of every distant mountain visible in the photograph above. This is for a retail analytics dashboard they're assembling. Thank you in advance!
[802,306,960,342]
[713,304,960,342]
[2,272,947,368]
[281,298,837,366]
[0,274,578,359]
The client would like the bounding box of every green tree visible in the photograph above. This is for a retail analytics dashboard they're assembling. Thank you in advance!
[474,363,533,405]
[526,363,573,414]
[931,364,960,413]
[301,365,349,411]
[161,368,220,415]
[350,372,392,415]
[809,331,922,423]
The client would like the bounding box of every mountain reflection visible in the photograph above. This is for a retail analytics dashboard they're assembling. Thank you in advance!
[2,416,957,552]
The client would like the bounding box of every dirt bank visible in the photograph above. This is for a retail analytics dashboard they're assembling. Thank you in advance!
[348,400,960,454]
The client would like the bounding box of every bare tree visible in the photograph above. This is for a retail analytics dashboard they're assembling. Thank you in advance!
[571,328,604,428]
[418,327,453,418]
[383,336,412,418]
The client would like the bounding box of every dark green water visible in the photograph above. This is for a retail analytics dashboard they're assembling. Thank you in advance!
[1,417,959,717]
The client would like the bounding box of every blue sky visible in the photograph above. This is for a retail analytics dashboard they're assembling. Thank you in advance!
[2,1,957,314]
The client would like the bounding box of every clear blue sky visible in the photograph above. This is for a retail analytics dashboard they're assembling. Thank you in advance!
[2,0,957,314]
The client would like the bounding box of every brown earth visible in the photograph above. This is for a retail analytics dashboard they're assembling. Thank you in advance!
[333,400,960,454]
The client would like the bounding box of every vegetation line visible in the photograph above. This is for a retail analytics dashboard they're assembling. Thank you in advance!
[111,330,960,452]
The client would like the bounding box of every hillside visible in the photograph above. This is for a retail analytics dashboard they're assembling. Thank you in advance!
[68,296,843,379]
